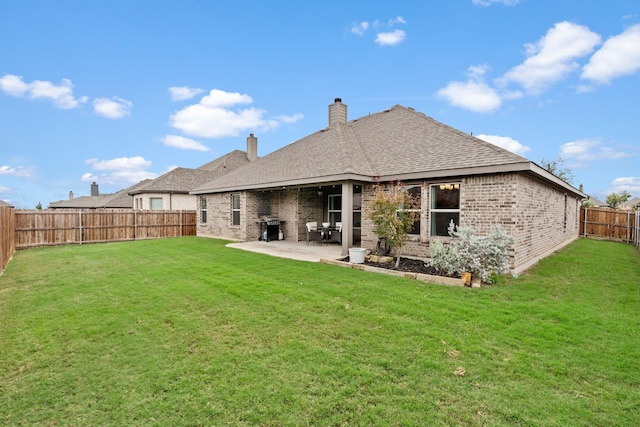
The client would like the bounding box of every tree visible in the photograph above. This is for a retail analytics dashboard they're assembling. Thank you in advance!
[35,202,43,210]
[367,181,420,268]
[606,190,631,209]
[540,156,575,185]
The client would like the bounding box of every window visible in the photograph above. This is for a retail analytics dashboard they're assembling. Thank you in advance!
[328,194,342,226]
[353,189,362,228]
[430,183,460,236]
[400,185,421,235]
[231,194,240,226]
[199,196,207,224]
[150,197,163,211]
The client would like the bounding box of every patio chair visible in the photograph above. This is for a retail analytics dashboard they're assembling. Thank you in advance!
[306,222,323,245]
[328,222,342,244]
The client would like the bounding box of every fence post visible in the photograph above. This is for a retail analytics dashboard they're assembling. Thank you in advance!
[636,210,640,249]
[583,207,587,238]
[180,210,183,237]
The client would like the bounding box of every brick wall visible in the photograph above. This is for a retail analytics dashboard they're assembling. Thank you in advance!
[297,188,324,241]
[139,193,196,211]
[510,174,580,272]
[360,173,580,273]
[197,193,243,240]
[197,188,326,242]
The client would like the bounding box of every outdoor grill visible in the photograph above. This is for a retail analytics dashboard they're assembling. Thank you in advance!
[257,215,283,241]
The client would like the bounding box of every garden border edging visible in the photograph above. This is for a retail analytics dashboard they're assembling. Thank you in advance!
[320,258,467,287]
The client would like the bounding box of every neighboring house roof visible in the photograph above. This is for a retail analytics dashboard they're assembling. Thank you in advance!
[49,180,151,209]
[129,150,251,195]
[585,195,607,207]
[0,200,13,207]
[192,104,585,198]
[197,150,251,172]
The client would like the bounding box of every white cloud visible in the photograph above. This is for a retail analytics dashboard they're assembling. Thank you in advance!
[168,86,205,101]
[351,16,407,46]
[436,80,502,113]
[169,89,281,138]
[276,113,304,124]
[83,156,156,186]
[0,165,31,177]
[351,21,369,36]
[609,176,640,196]
[475,134,531,155]
[0,74,29,96]
[86,156,152,171]
[472,0,521,5]
[560,138,632,162]
[582,24,640,84]
[93,97,132,119]
[200,89,253,108]
[375,29,406,46]
[160,135,210,152]
[0,74,88,109]
[500,22,601,95]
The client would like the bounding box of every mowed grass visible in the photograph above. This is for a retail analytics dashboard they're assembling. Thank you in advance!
[0,237,638,426]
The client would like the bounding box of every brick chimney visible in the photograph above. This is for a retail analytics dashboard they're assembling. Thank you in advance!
[69,191,74,200]
[328,98,347,127]
[247,133,258,162]
[91,182,99,196]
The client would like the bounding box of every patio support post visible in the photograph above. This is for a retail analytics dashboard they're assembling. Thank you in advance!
[341,182,353,256]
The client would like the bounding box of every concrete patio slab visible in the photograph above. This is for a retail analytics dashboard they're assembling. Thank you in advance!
[226,240,345,263]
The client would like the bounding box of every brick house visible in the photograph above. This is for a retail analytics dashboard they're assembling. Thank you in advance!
[128,148,253,211]
[192,99,585,273]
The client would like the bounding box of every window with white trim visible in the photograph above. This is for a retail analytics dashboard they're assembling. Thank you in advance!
[430,183,460,236]
[231,194,241,226]
[150,197,163,211]
[199,196,207,224]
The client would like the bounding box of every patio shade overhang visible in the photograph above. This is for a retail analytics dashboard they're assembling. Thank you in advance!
[190,161,585,199]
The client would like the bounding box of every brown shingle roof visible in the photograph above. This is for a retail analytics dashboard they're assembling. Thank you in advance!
[192,105,537,194]
[129,150,251,195]
[48,180,152,209]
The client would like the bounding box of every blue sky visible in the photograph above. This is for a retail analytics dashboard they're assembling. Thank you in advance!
[1,0,639,208]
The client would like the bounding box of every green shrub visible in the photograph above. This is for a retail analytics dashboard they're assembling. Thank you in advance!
[428,221,514,283]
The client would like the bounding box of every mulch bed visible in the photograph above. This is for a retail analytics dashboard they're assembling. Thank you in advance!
[348,256,460,278]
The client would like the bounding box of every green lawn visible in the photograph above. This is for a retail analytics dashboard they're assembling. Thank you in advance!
[1,237,638,426]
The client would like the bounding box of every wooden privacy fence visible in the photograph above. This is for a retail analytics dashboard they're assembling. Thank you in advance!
[1,206,16,273]
[580,206,639,247]
[14,209,197,249]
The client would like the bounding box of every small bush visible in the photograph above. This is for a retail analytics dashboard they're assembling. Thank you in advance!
[428,222,514,283]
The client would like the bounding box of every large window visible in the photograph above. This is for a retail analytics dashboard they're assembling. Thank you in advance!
[199,196,207,224]
[231,194,241,226]
[400,185,421,235]
[328,194,342,226]
[150,197,163,211]
[430,183,460,236]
